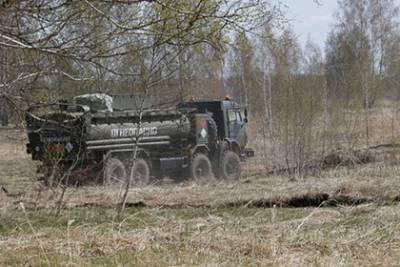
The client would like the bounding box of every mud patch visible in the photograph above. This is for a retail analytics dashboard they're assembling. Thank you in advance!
[9,191,399,211]
[224,193,372,208]
[73,193,372,209]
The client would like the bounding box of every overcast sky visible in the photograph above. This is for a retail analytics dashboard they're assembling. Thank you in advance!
[280,0,338,50]
[282,0,400,51]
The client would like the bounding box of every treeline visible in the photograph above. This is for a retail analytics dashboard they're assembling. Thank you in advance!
[146,0,400,174]
[1,0,400,175]
[196,0,400,174]
[0,0,276,103]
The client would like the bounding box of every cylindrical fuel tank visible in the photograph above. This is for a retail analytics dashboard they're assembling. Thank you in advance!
[87,116,191,143]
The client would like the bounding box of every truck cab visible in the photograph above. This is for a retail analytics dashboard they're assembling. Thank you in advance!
[223,100,247,151]
[177,99,252,159]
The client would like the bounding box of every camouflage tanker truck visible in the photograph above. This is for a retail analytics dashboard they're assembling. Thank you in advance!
[25,94,254,186]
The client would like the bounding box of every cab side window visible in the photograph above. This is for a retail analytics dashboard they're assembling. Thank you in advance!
[228,109,242,123]
[228,110,237,122]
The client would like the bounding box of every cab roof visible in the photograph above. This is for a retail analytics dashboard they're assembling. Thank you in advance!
[178,100,240,111]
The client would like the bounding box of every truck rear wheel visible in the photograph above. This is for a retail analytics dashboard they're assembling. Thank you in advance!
[220,151,241,180]
[129,158,150,187]
[104,158,127,185]
[191,153,213,182]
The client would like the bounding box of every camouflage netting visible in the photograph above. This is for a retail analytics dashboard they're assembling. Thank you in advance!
[74,93,113,112]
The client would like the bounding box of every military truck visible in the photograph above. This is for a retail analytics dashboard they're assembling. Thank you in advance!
[25,94,254,186]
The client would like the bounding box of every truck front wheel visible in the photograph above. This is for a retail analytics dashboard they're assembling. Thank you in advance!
[220,151,241,180]
[191,153,213,182]
[129,158,150,187]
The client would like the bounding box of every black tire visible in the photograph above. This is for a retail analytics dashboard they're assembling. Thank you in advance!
[104,158,127,185]
[190,153,213,182]
[129,158,150,187]
[220,151,241,180]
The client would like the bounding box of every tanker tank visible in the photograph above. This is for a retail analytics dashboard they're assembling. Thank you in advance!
[86,115,192,151]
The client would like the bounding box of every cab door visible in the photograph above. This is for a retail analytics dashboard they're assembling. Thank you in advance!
[227,109,247,148]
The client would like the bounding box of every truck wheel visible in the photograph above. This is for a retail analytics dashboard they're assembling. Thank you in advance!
[191,153,213,182]
[104,158,127,185]
[220,151,241,180]
[129,158,150,187]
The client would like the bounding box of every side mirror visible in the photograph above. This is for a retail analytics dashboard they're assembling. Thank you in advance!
[244,108,248,123]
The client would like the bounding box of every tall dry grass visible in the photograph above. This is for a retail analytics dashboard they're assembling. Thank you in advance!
[2,104,400,265]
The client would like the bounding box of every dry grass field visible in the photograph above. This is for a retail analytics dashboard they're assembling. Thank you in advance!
[1,126,400,266]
